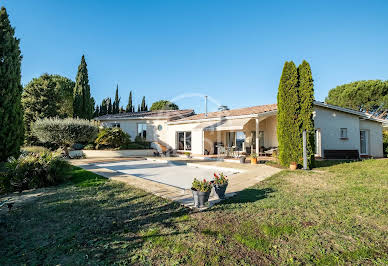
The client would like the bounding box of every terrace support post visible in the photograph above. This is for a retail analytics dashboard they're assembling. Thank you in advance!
[256,118,260,155]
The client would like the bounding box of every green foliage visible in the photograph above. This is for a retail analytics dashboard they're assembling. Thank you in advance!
[150,100,179,111]
[21,146,50,154]
[32,117,98,153]
[383,130,388,156]
[298,60,315,168]
[140,96,148,111]
[112,85,120,114]
[0,7,24,162]
[325,80,388,119]
[70,166,107,187]
[73,55,94,119]
[83,143,95,150]
[2,151,71,192]
[126,91,134,112]
[95,127,131,149]
[277,61,302,166]
[22,74,75,144]
[191,178,212,192]
[213,172,228,185]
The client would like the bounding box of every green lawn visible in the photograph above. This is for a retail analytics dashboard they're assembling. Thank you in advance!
[1,160,387,265]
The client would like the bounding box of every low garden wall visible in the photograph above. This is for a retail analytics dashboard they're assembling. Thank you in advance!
[82,149,156,158]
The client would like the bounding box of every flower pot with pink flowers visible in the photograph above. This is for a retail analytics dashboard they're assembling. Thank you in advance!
[191,178,212,208]
[213,173,229,199]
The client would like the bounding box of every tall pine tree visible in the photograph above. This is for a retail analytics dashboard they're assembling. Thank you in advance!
[0,7,23,161]
[126,91,134,112]
[73,55,93,119]
[113,85,120,114]
[277,61,302,166]
[298,60,315,168]
[107,98,113,114]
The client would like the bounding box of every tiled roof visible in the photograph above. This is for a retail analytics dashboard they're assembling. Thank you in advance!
[175,103,278,121]
[95,109,195,121]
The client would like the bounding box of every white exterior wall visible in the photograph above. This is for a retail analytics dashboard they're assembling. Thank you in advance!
[359,120,384,157]
[314,106,361,155]
[313,106,383,157]
[100,119,170,143]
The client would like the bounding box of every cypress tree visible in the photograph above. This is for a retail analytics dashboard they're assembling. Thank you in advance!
[100,99,108,115]
[126,91,134,112]
[277,61,302,166]
[107,98,112,114]
[141,96,147,111]
[0,7,23,161]
[93,105,100,118]
[113,85,120,114]
[298,60,315,168]
[73,55,93,119]
[137,104,141,112]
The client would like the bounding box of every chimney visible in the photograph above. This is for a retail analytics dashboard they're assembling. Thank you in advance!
[205,96,208,117]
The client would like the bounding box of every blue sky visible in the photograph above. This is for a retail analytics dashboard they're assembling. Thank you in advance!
[3,0,388,113]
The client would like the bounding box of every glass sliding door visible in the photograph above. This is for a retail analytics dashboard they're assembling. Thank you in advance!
[226,132,236,147]
[360,130,368,155]
[177,132,191,151]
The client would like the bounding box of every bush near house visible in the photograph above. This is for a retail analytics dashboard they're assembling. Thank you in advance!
[32,117,98,157]
[95,127,131,150]
[0,151,71,193]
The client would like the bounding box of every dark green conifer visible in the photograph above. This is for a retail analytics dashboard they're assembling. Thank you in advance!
[73,55,93,119]
[0,7,24,161]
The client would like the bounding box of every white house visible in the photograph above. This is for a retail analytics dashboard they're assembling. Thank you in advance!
[96,101,385,158]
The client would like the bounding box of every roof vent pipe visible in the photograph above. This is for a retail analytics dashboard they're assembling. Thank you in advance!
[205,96,208,117]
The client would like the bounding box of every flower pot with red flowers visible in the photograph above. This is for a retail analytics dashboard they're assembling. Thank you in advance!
[191,178,212,208]
[289,162,297,170]
[213,173,229,199]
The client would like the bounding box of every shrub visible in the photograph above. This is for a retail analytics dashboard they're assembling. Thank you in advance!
[32,117,98,157]
[21,146,50,154]
[71,143,84,150]
[95,127,131,150]
[83,144,95,150]
[2,151,71,193]
[121,143,146,150]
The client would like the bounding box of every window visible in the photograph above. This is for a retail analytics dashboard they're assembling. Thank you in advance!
[236,132,246,151]
[340,128,348,139]
[177,132,191,151]
[226,132,236,147]
[137,123,147,139]
[251,131,264,148]
[157,125,163,131]
[110,123,120,128]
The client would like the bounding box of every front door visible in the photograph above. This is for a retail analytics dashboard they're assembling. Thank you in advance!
[360,130,369,155]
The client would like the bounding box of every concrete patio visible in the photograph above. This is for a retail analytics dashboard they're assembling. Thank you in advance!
[70,157,282,209]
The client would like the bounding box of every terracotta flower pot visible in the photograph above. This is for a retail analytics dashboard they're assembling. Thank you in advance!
[289,163,297,170]
[251,158,257,165]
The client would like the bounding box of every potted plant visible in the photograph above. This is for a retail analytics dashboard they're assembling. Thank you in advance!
[191,178,212,208]
[290,161,297,170]
[184,151,191,158]
[250,153,258,164]
[213,173,228,199]
[239,155,246,164]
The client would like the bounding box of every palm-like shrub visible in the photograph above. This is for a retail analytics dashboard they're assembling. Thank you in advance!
[3,151,70,192]
[32,117,98,157]
[95,127,131,150]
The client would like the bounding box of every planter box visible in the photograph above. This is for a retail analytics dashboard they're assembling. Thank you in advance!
[82,149,156,158]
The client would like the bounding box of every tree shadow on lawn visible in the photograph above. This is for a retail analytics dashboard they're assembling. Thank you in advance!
[0,180,190,265]
[213,187,276,210]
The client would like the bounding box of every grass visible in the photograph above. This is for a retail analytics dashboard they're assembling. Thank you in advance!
[1,160,388,265]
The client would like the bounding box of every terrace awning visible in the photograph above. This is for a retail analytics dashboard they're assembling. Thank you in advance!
[194,118,251,131]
